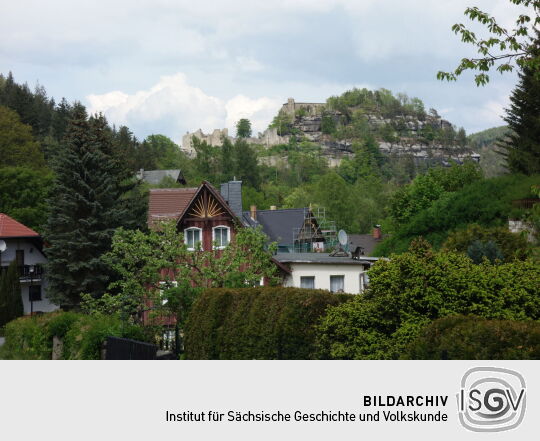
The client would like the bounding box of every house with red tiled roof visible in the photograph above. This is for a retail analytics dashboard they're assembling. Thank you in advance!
[148,181,241,251]
[0,214,58,315]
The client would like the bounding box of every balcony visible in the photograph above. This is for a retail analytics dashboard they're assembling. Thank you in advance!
[0,264,44,281]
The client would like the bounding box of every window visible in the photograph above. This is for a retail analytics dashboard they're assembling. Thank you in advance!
[159,280,178,305]
[184,227,202,250]
[212,226,230,249]
[29,285,42,301]
[330,275,345,293]
[300,276,315,289]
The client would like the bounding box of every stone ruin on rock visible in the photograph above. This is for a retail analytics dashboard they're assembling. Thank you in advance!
[180,98,480,166]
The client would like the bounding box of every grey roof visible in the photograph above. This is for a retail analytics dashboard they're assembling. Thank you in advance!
[220,181,243,219]
[137,169,186,185]
[348,234,385,257]
[242,208,306,246]
[274,252,376,266]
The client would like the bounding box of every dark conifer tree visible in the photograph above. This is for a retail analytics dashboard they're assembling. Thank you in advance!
[0,261,23,326]
[44,105,146,307]
[500,33,540,175]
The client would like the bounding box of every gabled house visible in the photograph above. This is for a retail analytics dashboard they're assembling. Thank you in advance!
[0,214,58,315]
[148,181,241,251]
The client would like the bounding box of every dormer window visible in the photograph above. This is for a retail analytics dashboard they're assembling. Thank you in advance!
[212,226,230,249]
[184,227,202,251]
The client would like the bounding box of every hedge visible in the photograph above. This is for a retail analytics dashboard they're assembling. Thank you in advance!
[406,315,540,360]
[0,311,146,360]
[184,287,352,359]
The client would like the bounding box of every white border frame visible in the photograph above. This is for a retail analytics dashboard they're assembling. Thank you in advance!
[212,225,230,250]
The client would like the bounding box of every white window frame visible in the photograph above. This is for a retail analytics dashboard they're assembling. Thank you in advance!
[184,227,202,251]
[159,280,178,305]
[329,275,345,293]
[300,276,315,289]
[212,225,230,250]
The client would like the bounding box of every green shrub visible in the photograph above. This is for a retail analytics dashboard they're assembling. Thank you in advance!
[406,315,540,359]
[375,173,539,255]
[0,311,146,360]
[184,287,352,359]
[0,315,51,359]
[318,240,540,359]
[62,315,145,360]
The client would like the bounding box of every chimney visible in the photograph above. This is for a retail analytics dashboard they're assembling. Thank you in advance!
[270,205,277,211]
[372,225,382,240]
[250,205,257,220]
[220,180,243,219]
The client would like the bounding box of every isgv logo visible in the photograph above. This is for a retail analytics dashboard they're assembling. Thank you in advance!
[457,367,526,432]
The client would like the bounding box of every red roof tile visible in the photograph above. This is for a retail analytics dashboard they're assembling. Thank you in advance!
[148,188,198,223]
[0,213,40,238]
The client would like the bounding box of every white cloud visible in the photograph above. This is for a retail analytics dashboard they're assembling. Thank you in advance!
[86,73,283,143]
[225,95,283,135]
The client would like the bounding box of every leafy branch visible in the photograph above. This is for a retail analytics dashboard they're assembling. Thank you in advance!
[437,1,540,85]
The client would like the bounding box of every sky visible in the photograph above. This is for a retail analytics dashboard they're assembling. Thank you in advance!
[0,0,529,146]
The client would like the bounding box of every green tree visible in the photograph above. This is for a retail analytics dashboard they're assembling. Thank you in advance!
[499,33,540,174]
[44,106,145,307]
[98,221,278,324]
[317,239,540,359]
[438,0,540,85]
[0,260,24,327]
[0,167,54,232]
[0,105,45,169]
[233,139,260,189]
[236,118,252,138]
[442,224,530,261]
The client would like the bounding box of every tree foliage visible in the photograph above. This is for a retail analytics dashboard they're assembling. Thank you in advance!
[438,0,540,85]
[0,105,45,169]
[317,239,540,359]
[44,107,146,306]
[0,260,24,328]
[442,223,530,261]
[0,166,54,232]
[235,118,252,138]
[99,221,279,323]
[407,315,540,360]
[184,287,351,359]
[499,33,540,174]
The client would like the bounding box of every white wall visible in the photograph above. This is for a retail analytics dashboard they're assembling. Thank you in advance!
[283,263,368,294]
[0,238,58,314]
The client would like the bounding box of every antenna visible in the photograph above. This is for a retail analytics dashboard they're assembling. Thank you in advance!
[338,230,348,247]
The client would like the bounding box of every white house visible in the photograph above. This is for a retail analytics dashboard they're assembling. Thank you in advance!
[0,213,58,315]
[274,253,380,294]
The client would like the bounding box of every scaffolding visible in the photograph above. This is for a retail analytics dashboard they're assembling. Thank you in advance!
[292,207,339,253]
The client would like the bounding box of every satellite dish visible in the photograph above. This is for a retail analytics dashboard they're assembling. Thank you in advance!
[338,230,348,246]
[0,240,6,252]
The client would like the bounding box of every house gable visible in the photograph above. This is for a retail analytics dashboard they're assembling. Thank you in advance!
[177,181,241,251]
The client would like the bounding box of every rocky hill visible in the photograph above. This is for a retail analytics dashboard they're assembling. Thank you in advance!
[268,92,479,166]
[182,88,480,167]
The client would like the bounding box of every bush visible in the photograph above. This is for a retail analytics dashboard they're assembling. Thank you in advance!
[0,311,146,360]
[375,173,539,255]
[317,240,540,359]
[184,287,352,359]
[406,315,540,359]
[442,224,530,262]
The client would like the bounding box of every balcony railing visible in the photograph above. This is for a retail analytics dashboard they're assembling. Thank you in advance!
[0,264,44,280]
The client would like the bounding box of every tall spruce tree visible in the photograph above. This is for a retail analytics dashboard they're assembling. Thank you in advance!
[44,105,145,307]
[500,33,540,175]
[0,261,23,326]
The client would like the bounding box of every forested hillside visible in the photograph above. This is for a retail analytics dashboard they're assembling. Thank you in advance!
[1,73,537,255]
